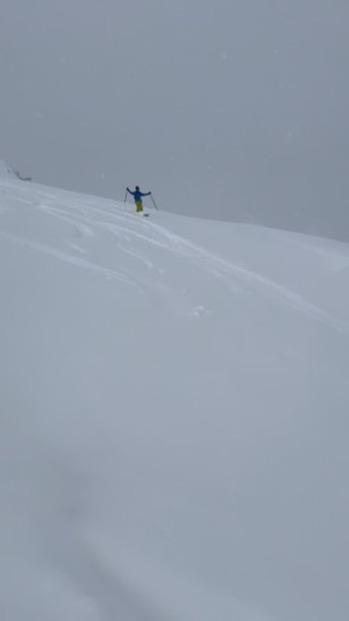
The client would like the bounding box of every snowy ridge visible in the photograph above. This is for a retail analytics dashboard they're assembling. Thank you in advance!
[1,176,349,621]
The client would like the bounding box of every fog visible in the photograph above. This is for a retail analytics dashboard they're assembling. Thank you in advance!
[1,0,348,240]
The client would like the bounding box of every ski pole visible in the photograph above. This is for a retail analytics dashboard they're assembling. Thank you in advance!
[124,189,128,203]
[150,193,159,210]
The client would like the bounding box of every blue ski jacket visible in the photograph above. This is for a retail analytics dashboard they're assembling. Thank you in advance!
[127,187,151,202]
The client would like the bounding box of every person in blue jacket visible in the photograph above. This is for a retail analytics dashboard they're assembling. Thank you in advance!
[126,185,151,212]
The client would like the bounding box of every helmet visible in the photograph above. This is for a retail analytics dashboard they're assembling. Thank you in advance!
[135,185,140,190]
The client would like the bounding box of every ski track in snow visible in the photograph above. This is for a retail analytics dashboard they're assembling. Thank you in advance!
[1,181,348,334]
[40,193,349,334]
[147,220,349,334]
[0,230,144,291]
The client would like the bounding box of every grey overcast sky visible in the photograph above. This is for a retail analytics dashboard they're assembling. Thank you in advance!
[1,0,348,240]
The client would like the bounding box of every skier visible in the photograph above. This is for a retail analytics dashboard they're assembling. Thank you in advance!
[126,185,151,212]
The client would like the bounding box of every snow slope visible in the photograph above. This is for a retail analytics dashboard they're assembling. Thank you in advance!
[1,174,349,621]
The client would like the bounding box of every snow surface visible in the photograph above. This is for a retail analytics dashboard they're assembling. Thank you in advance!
[1,174,349,621]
